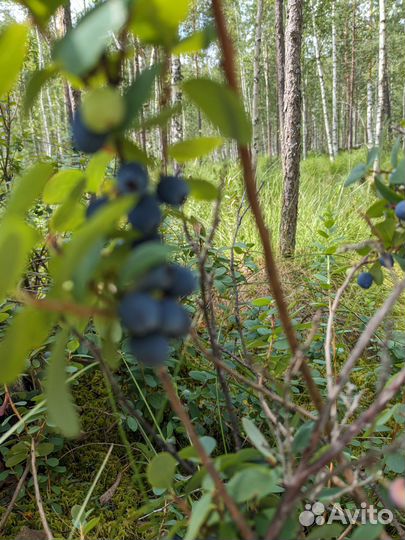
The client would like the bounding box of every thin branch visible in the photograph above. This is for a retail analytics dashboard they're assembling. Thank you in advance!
[0,461,30,533]
[31,440,53,540]
[157,367,254,540]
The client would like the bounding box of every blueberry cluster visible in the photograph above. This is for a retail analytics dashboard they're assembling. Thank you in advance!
[357,200,405,290]
[73,111,196,366]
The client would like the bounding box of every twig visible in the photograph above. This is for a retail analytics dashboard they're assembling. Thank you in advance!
[157,367,254,540]
[211,0,324,415]
[31,440,53,540]
[0,461,30,533]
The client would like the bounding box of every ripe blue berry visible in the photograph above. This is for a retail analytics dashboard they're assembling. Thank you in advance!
[130,334,169,367]
[165,265,197,297]
[137,265,171,292]
[86,196,108,219]
[118,293,160,336]
[357,272,374,289]
[395,200,405,220]
[379,253,394,268]
[118,162,148,195]
[72,112,108,154]
[128,195,162,236]
[160,299,191,337]
[157,176,190,206]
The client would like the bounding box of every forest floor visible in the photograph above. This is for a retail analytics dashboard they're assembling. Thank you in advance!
[1,150,404,540]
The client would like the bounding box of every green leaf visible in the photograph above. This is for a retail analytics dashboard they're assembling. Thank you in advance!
[43,170,85,204]
[5,452,28,468]
[36,442,55,457]
[52,196,134,290]
[179,436,217,462]
[385,452,405,473]
[3,162,54,218]
[183,78,252,144]
[123,65,161,128]
[119,242,174,288]
[370,262,384,285]
[366,200,387,218]
[391,137,402,168]
[132,0,190,46]
[366,147,379,168]
[307,524,344,540]
[0,307,54,384]
[0,219,38,301]
[50,181,86,233]
[292,422,315,453]
[350,524,383,540]
[374,177,403,204]
[169,137,224,162]
[374,218,396,244]
[86,151,113,193]
[0,24,29,98]
[187,179,219,201]
[139,105,181,130]
[53,0,129,76]
[242,417,276,462]
[173,25,216,55]
[120,139,156,167]
[227,467,281,502]
[344,164,367,187]
[390,159,405,185]
[184,494,213,540]
[147,452,177,489]
[46,328,80,438]
[23,66,58,115]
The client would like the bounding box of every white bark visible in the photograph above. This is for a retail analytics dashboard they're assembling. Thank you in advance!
[35,27,52,157]
[311,0,334,161]
[252,0,264,173]
[375,0,386,147]
[332,0,339,156]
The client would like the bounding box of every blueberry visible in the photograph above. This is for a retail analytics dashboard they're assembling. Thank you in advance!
[160,299,191,337]
[357,272,374,289]
[118,293,160,336]
[137,265,171,292]
[379,253,394,268]
[395,201,405,221]
[129,334,169,367]
[72,111,108,154]
[165,265,197,297]
[118,162,149,195]
[86,196,109,219]
[157,176,190,206]
[128,195,162,236]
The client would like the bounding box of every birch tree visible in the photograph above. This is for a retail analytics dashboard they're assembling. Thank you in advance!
[280,0,304,257]
[375,0,386,147]
[332,0,339,156]
[275,0,285,154]
[311,0,334,160]
[251,0,264,174]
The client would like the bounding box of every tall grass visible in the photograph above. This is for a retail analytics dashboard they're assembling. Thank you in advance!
[186,149,372,255]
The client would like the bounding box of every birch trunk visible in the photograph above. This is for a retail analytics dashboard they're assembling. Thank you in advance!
[251,0,264,174]
[332,0,339,156]
[275,0,285,154]
[35,27,51,156]
[375,0,386,147]
[311,0,334,160]
[280,0,303,257]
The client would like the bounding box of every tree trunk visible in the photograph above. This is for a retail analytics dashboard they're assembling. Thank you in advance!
[375,0,386,147]
[331,0,339,157]
[251,0,264,174]
[264,45,272,158]
[311,0,334,160]
[275,0,285,154]
[347,1,356,149]
[172,55,183,174]
[35,27,51,156]
[280,0,303,258]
